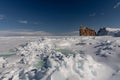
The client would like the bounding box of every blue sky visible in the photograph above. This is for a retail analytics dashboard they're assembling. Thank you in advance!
[0,0,120,33]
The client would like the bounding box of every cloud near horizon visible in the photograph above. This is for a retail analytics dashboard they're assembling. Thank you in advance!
[0,31,53,36]
[59,31,79,36]
[0,30,80,36]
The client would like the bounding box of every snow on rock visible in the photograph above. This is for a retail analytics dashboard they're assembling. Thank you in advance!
[97,27,120,36]
[0,36,120,80]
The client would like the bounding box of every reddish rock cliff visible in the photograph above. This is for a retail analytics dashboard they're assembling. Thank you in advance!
[79,26,96,36]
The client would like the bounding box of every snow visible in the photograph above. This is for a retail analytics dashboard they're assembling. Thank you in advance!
[0,36,120,80]
[106,28,120,31]
[0,37,38,53]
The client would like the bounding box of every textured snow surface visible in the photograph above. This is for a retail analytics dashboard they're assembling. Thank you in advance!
[0,36,120,80]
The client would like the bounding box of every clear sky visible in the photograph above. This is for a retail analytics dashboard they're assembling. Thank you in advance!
[0,0,120,33]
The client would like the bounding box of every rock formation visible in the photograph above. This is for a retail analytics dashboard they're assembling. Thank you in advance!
[97,27,120,37]
[79,26,96,36]
[97,28,108,36]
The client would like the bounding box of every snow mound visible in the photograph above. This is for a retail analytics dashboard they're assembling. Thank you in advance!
[49,54,113,80]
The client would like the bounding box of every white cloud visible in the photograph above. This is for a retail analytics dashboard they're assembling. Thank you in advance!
[19,20,28,24]
[89,13,96,17]
[0,15,5,20]
[114,2,120,9]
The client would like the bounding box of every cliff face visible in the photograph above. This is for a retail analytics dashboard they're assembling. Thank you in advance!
[97,28,120,37]
[79,26,96,36]
[97,28,108,36]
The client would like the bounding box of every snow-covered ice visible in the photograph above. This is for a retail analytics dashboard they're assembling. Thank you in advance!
[0,36,120,80]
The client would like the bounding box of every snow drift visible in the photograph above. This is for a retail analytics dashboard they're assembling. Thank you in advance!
[0,36,120,80]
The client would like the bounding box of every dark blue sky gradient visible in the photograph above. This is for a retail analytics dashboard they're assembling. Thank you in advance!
[0,0,120,33]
